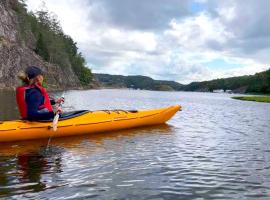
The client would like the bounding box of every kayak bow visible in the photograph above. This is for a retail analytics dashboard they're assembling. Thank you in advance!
[0,105,181,142]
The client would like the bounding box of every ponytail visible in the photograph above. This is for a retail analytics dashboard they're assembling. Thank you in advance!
[17,71,34,85]
[18,67,42,86]
[17,71,29,85]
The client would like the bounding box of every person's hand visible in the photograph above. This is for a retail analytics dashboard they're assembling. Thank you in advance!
[56,107,63,114]
[56,97,65,104]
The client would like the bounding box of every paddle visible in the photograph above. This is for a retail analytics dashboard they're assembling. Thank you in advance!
[52,95,65,131]
[47,94,65,149]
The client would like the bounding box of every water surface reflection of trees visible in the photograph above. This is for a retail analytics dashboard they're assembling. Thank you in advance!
[0,148,63,197]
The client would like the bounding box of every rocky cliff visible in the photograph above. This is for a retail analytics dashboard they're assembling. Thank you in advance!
[0,0,84,90]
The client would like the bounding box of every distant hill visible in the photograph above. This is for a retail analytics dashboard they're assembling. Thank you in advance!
[94,69,270,94]
[93,73,184,91]
[183,69,270,93]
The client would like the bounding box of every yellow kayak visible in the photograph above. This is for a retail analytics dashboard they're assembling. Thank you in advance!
[0,105,181,142]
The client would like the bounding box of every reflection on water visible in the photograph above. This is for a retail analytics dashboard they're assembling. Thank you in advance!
[0,90,19,120]
[0,150,63,198]
[0,124,173,199]
[0,124,172,156]
[1,89,270,199]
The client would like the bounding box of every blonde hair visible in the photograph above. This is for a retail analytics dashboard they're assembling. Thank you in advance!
[17,71,35,85]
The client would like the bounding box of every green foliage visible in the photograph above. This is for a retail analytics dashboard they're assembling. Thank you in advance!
[42,77,48,89]
[12,0,27,14]
[70,53,93,85]
[232,96,270,103]
[12,0,31,43]
[94,74,183,91]
[13,1,93,86]
[35,33,49,61]
[184,69,270,94]
[95,70,270,94]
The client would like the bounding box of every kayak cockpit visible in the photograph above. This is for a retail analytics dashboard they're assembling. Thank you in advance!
[36,110,90,122]
[20,109,139,123]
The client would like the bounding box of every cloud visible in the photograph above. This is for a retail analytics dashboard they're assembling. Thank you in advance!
[206,0,270,63]
[165,13,233,51]
[86,0,192,30]
[25,0,270,84]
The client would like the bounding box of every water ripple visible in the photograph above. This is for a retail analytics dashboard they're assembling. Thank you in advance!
[0,90,270,199]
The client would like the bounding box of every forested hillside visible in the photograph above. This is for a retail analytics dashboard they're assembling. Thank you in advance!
[183,69,270,93]
[0,0,93,90]
[94,73,184,91]
[95,69,270,94]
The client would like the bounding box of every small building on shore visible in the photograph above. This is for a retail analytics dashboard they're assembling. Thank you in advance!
[213,89,224,93]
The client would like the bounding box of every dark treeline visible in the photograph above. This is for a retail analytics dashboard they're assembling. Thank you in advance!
[13,0,92,85]
[95,69,270,94]
[94,73,184,91]
[184,69,270,93]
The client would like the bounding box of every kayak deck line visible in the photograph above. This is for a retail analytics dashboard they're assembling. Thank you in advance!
[75,119,113,126]
[94,109,138,114]
[19,126,50,130]
[1,107,166,130]
[139,113,160,119]
[0,128,17,132]
[0,105,181,142]
[10,112,164,130]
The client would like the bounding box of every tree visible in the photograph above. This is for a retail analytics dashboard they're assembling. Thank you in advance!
[15,0,93,86]
[35,33,49,61]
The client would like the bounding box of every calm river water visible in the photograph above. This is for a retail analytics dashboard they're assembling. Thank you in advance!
[0,89,270,199]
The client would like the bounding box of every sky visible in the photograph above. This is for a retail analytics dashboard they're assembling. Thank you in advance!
[25,0,270,84]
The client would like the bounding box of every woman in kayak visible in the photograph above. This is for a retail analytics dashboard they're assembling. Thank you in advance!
[16,66,63,120]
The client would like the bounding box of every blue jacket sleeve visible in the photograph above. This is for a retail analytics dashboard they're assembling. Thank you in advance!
[26,89,54,120]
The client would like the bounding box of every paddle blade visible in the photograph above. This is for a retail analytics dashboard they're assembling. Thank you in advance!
[52,113,60,131]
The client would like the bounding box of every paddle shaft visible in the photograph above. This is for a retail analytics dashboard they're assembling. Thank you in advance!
[47,96,65,148]
[52,99,63,131]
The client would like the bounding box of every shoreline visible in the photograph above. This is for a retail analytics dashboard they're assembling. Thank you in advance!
[1,86,270,95]
[232,96,270,103]
[0,85,99,92]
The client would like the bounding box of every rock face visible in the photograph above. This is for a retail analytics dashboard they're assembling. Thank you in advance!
[0,0,81,90]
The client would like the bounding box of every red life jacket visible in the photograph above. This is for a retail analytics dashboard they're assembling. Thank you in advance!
[16,84,53,119]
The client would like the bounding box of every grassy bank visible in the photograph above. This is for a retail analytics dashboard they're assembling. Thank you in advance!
[232,96,270,103]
